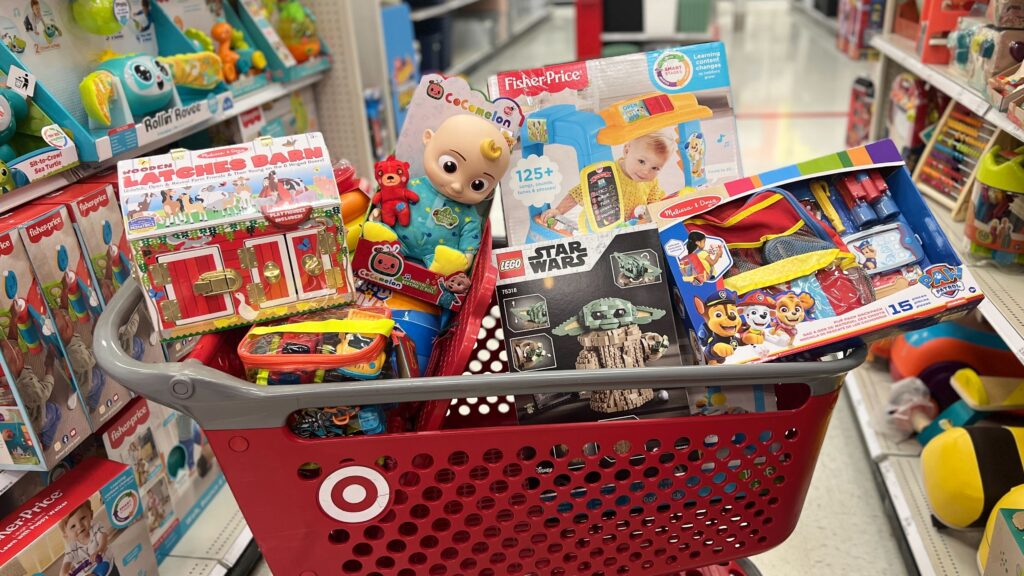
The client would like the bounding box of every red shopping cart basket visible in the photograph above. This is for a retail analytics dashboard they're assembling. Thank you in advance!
[97,284,863,576]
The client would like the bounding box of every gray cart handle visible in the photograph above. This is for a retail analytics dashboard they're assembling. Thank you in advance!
[96,280,865,430]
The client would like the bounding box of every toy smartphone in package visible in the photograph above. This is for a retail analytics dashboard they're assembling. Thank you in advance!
[0,225,91,470]
[0,457,159,576]
[353,74,522,311]
[493,225,690,423]
[487,43,741,247]
[117,132,355,341]
[653,139,983,366]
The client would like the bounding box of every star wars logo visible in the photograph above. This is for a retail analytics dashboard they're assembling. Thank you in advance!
[527,241,587,274]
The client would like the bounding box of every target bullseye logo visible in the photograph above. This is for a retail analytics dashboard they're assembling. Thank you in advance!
[318,466,391,523]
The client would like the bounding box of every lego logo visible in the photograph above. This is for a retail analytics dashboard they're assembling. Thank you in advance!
[496,251,526,279]
[318,466,391,523]
[499,258,522,272]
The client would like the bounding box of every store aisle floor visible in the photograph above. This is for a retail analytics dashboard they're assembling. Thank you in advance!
[251,3,907,574]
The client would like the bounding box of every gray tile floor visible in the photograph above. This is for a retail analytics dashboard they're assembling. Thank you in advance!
[251,2,909,574]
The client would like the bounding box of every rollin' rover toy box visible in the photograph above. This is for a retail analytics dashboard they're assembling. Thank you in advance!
[493,225,688,424]
[118,132,355,341]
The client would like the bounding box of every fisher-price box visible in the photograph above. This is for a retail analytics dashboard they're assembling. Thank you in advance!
[8,204,132,429]
[0,224,90,470]
[118,132,355,341]
[652,139,983,365]
[487,42,741,247]
[0,457,158,576]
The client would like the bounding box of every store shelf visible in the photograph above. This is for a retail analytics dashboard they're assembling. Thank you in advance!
[985,106,1024,143]
[600,30,717,44]
[0,72,326,215]
[168,486,254,573]
[159,557,227,576]
[792,0,840,34]
[447,8,550,75]
[410,0,482,22]
[928,199,1024,364]
[878,456,982,576]
[845,366,924,460]
[0,470,24,498]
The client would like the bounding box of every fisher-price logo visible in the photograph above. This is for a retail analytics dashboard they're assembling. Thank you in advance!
[496,251,526,279]
[0,233,12,256]
[658,195,721,220]
[497,62,589,98]
[76,189,111,217]
[919,264,965,299]
[24,213,64,242]
[106,402,150,450]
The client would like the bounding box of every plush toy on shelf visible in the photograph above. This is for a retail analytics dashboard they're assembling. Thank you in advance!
[212,22,240,83]
[276,0,321,63]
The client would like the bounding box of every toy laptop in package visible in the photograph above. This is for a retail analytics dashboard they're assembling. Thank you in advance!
[653,139,983,366]
[0,225,90,470]
[353,74,522,311]
[118,132,355,341]
[0,457,158,576]
[493,224,690,424]
[487,42,741,247]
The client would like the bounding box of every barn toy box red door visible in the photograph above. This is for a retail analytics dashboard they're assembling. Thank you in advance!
[118,133,355,342]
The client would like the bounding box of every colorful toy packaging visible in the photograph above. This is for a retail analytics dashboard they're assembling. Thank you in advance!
[117,132,355,341]
[653,139,983,365]
[487,42,741,247]
[5,204,132,430]
[492,225,689,422]
[965,145,1024,269]
[0,457,159,576]
[0,224,91,470]
[983,507,1024,575]
[353,74,522,311]
[234,0,330,82]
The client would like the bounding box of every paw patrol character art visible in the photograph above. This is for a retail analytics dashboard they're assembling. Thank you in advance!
[372,155,419,227]
[770,291,815,346]
[362,115,512,282]
[853,240,877,270]
[693,290,741,365]
[552,297,669,413]
[738,291,775,345]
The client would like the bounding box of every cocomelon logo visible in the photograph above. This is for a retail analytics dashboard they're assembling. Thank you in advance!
[919,264,965,299]
[652,50,694,90]
[318,465,391,524]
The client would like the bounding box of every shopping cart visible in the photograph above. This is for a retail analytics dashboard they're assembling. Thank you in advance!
[97,277,864,576]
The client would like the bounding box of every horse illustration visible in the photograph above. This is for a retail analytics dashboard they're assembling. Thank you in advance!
[161,190,185,225]
[180,191,207,223]
[233,176,253,211]
[128,192,156,220]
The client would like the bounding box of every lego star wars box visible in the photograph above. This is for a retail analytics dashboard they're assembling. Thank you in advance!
[493,225,688,424]
[0,457,159,576]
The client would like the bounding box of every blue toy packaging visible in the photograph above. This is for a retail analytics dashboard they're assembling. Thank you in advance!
[652,139,984,366]
[488,42,741,247]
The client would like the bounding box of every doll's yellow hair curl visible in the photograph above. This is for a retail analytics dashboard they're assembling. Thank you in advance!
[481,138,503,161]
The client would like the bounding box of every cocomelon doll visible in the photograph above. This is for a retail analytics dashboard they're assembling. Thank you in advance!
[363,114,512,278]
[60,500,117,576]
[540,132,673,225]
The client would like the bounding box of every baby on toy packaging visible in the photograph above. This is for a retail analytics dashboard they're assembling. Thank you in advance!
[353,74,523,311]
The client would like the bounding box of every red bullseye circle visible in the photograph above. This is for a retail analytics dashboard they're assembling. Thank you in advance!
[318,466,391,523]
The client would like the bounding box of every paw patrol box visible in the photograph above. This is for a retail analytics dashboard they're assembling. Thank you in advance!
[652,139,983,366]
[493,225,688,423]
[0,221,91,471]
[487,42,741,248]
[352,74,522,311]
[118,132,355,342]
[7,204,133,430]
[0,457,158,576]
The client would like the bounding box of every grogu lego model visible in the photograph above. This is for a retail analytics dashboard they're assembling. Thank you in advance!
[612,251,662,286]
[512,339,549,370]
[511,301,549,329]
[552,297,669,413]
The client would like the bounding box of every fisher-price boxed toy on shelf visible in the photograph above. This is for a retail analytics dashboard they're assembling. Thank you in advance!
[487,42,741,248]
[0,0,227,162]
[0,224,91,471]
[0,457,159,576]
[118,132,355,341]
[652,139,983,366]
[5,204,133,430]
[234,0,330,83]
[352,74,522,311]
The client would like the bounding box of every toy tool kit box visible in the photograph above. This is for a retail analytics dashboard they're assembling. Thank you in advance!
[0,457,159,576]
[0,224,90,471]
[652,139,983,365]
[353,74,522,311]
[493,225,688,422]
[487,42,741,247]
[8,204,132,430]
[118,132,355,341]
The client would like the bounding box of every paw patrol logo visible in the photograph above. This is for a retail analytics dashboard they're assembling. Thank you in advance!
[919,264,965,299]
[318,465,391,523]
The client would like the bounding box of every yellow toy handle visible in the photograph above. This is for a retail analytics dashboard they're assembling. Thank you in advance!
[597,93,713,146]
[249,318,395,337]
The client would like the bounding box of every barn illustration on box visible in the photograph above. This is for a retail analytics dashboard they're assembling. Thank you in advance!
[119,133,355,341]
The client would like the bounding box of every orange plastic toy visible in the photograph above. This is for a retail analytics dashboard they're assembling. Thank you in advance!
[212,22,239,84]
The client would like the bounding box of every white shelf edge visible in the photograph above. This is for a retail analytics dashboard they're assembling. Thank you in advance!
[978,298,1024,363]
[878,459,939,576]
[601,30,716,43]
[511,7,553,38]
[158,556,225,576]
[845,370,885,460]
[846,366,924,460]
[985,106,1024,143]
[410,0,483,22]
[792,1,840,34]
[168,485,253,573]
[446,8,551,76]
[447,45,494,76]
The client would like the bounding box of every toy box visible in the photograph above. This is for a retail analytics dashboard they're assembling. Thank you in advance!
[0,457,158,576]
[202,85,320,147]
[118,132,354,341]
[352,74,522,311]
[487,43,741,247]
[984,508,1024,575]
[838,0,885,59]
[652,139,983,366]
[100,396,224,561]
[492,225,689,422]
[988,0,1024,28]
[8,204,132,430]
[381,2,418,133]
[917,0,978,64]
[0,224,90,470]
[234,0,330,83]
[0,0,227,162]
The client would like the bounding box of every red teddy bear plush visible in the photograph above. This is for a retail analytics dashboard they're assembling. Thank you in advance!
[372,155,419,227]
